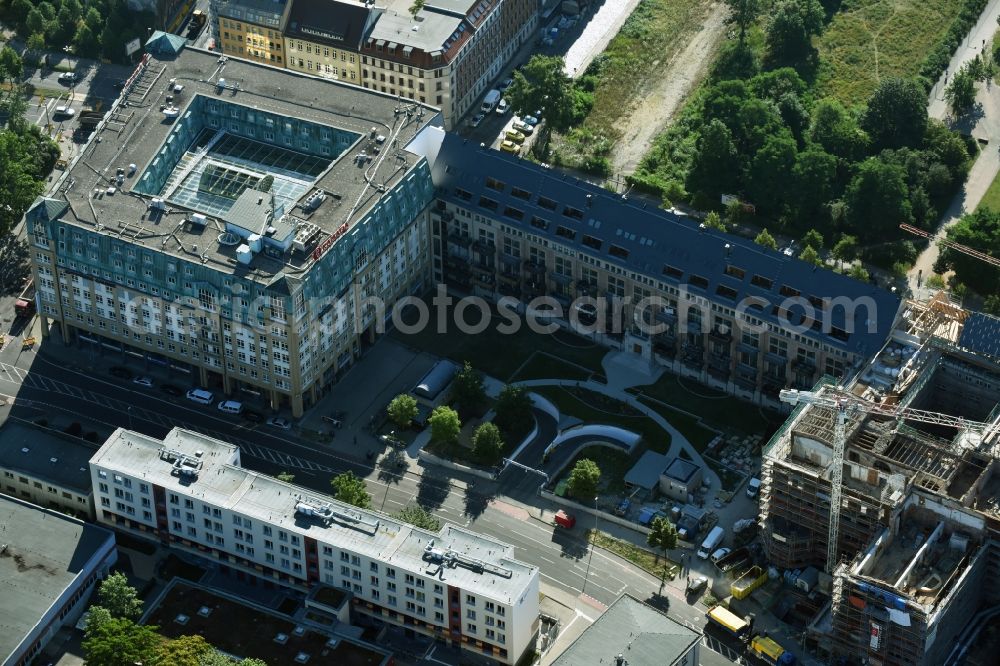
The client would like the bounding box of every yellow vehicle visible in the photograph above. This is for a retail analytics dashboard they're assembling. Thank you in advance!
[499,139,520,155]
[705,605,752,642]
[504,129,525,144]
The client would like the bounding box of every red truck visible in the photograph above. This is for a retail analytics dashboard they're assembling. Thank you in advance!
[14,279,35,318]
[554,510,576,529]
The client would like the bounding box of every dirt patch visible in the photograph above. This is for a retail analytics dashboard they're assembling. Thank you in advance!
[609,4,728,176]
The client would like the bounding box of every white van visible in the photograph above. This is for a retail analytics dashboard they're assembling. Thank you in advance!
[217,400,243,415]
[697,526,725,559]
[481,89,501,113]
[746,477,762,499]
[186,388,214,405]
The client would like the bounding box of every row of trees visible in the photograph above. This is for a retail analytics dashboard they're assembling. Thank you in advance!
[2,0,154,62]
[632,0,974,270]
[82,573,268,666]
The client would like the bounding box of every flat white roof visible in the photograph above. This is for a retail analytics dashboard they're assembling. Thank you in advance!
[91,428,536,602]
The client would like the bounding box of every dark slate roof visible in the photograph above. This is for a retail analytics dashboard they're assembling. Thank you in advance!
[286,0,374,48]
[551,594,700,666]
[958,311,1000,360]
[0,421,94,493]
[430,134,901,356]
[663,457,700,483]
[625,450,669,490]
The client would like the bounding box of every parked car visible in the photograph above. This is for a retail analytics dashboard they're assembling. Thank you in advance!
[217,400,244,415]
[470,113,485,128]
[58,72,78,83]
[54,105,75,118]
[160,384,183,397]
[186,388,214,405]
[522,114,539,126]
[499,139,519,154]
[554,510,576,528]
[686,575,709,595]
[504,129,525,144]
[132,376,153,388]
[496,99,509,115]
[512,120,533,135]
[242,409,264,423]
[109,366,133,380]
[267,416,291,430]
[499,77,514,91]
[711,547,731,565]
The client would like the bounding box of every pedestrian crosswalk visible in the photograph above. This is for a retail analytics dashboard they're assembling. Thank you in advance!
[0,361,333,474]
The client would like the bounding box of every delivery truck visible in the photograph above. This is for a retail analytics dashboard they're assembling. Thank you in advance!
[750,634,797,665]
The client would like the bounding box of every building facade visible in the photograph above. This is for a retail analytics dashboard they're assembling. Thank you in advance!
[27,46,437,417]
[283,0,374,82]
[212,0,291,65]
[411,130,901,409]
[0,422,95,520]
[90,427,540,665]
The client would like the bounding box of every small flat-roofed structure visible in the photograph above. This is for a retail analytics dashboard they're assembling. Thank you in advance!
[551,594,700,666]
[659,457,703,503]
[0,495,116,665]
[624,450,668,491]
[412,360,458,401]
[0,421,95,519]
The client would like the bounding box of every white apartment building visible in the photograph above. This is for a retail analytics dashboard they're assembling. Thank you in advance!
[89,427,540,664]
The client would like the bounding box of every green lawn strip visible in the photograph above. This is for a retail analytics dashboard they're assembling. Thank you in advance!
[631,373,783,437]
[815,0,968,104]
[561,444,633,495]
[978,168,1000,212]
[534,385,672,453]
[553,0,717,168]
[391,305,605,381]
[510,350,594,382]
[636,395,717,452]
[588,528,680,581]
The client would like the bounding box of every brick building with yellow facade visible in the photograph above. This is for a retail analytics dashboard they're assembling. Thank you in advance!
[283,0,375,82]
[212,0,292,65]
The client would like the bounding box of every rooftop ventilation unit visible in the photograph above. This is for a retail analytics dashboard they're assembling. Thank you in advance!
[190,213,207,226]
[151,198,166,211]
[159,447,203,479]
[421,544,514,579]
[303,190,326,212]
[217,231,240,246]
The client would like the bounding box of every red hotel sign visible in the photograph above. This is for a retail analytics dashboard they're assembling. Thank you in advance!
[312,222,350,261]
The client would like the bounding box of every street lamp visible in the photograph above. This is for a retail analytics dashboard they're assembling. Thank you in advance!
[127,406,133,430]
[582,496,598,595]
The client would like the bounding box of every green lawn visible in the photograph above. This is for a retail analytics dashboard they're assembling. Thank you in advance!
[391,306,606,382]
[510,351,595,382]
[588,529,680,581]
[630,374,783,438]
[978,169,1000,212]
[564,445,633,495]
[816,0,968,104]
[535,385,672,453]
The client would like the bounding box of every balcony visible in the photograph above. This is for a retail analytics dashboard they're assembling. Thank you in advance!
[654,307,677,325]
[550,272,572,286]
[574,280,598,298]
[792,357,817,372]
[708,351,730,369]
[432,209,454,223]
[709,326,732,342]
[473,238,496,253]
[473,272,495,287]
[523,259,546,276]
[448,230,472,247]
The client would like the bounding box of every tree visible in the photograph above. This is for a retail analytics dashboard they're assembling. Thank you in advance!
[0,47,23,83]
[703,210,727,231]
[450,361,486,413]
[754,228,779,250]
[945,65,977,116]
[725,0,762,45]
[646,516,678,563]
[847,263,870,281]
[686,119,740,200]
[766,0,825,62]
[97,572,144,620]
[984,294,1000,315]
[792,148,838,220]
[938,207,1000,295]
[832,235,859,267]
[26,8,46,37]
[276,471,295,483]
[25,32,46,58]
[472,421,505,465]
[809,99,868,161]
[395,504,442,532]
[408,0,425,18]
[748,133,797,213]
[201,652,268,666]
[494,384,533,434]
[566,458,601,500]
[82,616,161,666]
[331,471,371,509]
[845,157,913,240]
[387,393,418,429]
[802,228,824,250]
[156,635,213,666]
[504,55,575,132]
[861,78,928,150]
[428,405,461,445]
[799,245,823,266]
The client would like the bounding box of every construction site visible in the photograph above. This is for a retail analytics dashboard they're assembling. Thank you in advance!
[758,291,1000,666]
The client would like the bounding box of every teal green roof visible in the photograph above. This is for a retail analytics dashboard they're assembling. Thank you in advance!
[145,31,188,57]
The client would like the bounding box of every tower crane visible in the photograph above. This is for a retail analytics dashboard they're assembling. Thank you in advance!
[779,388,998,573]
[899,223,1000,269]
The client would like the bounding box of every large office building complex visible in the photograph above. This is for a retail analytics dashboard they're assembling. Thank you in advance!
[756,293,1000,665]
[89,427,540,664]
[26,40,436,416]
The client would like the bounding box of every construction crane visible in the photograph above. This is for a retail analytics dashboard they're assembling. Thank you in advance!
[900,223,1000,269]
[779,388,997,573]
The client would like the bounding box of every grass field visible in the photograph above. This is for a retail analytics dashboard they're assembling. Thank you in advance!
[588,529,680,581]
[816,0,968,104]
[978,169,1000,212]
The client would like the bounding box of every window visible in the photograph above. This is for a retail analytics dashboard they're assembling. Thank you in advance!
[485,177,505,191]
[751,274,773,289]
[478,196,498,212]
[582,235,601,250]
[538,196,558,211]
[716,284,738,300]
[511,186,531,200]
[466,623,477,634]
[662,265,683,280]
[455,188,472,201]
[779,284,800,298]
[466,594,476,605]
[724,265,746,280]
[608,245,629,260]
[555,226,575,240]
[530,216,549,231]
[503,206,524,221]
[689,274,709,290]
